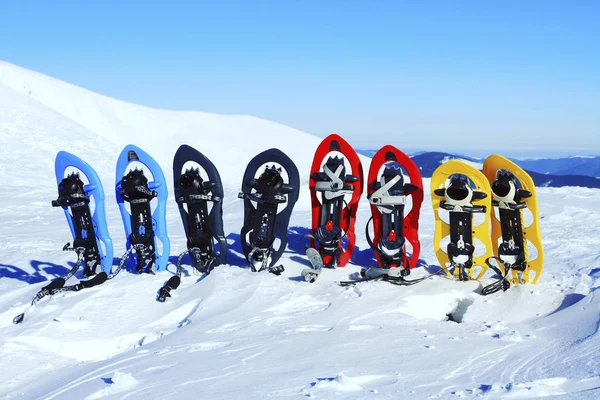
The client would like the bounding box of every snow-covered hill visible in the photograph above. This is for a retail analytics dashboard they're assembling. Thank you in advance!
[0,62,599,399]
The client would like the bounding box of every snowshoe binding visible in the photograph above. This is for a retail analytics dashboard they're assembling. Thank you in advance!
[482,154,544,292]
[431,160,493,281]
[158,145,227,302]
[307,134,363,271]
[116,145,169,275]
[365,145,423,277]
[239,148,299,273]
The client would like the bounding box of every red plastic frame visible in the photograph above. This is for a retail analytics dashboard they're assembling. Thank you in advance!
[367,145,423,269]
[309,134,364,267]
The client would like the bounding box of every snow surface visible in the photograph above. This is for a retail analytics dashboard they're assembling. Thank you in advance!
[1,61,600,399]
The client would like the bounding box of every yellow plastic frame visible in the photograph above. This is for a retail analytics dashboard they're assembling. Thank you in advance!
[431,160,493,280]
[483,154,544,284]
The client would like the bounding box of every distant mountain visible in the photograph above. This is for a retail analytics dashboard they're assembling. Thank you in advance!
[356,149,378,158]
[356,150,600,189]
[409,152,482,177]
[513,156,600,177]
[525,170,600,189]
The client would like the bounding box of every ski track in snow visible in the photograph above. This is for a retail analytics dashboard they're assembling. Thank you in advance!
[0,61,600,399]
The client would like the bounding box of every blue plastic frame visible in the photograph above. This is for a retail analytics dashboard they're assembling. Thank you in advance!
[54,151,114,274]
[115,144,170,272]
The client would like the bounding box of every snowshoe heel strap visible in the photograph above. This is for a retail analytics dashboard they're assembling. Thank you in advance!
[75,272,108,290]
[447,241,475,258]
[158,276,181,302]
[42,278,66,293]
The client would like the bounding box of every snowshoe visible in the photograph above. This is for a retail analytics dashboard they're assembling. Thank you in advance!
[239,148,300,272]
[116,145,169,274]
[483,154,544,286]
[14,152,113,324]
[307,134,364,269]
[366,145,423,276]
[431,160,492,281]
[53,151,113,275]
[158,145,227,302]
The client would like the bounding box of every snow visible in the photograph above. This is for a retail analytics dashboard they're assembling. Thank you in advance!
[1,61,600,399]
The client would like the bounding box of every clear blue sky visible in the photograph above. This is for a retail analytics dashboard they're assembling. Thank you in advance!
[1,0,598,156]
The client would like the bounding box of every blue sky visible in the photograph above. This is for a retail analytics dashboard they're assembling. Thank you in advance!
[0,1,598,156]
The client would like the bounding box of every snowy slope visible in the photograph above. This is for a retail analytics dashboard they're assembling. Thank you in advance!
[0,62,599,399]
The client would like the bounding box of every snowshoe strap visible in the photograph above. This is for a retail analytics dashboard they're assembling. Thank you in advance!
[310,225,343,267]
[120,184,156,203]
[246,246,271,272]
[341,267,446,286]
[315,164,344,192]
[268,265,285,276]
[369,175,405,213]
[13,248,108,324]
[29,248,85,305]
[440,201,486,213]
[493,199,527,211]
[108,245,138,279]
[188,247,215,274]
[157,247,214,302]
[315,164,354,201]
[179,193,220,203]
[238,191,287,205]
[364,217,407,270]
[363,267,407,279]
[158,275,181,302]
[481,257,512,295]
[52,272,108,294]
[52,174,90,208]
